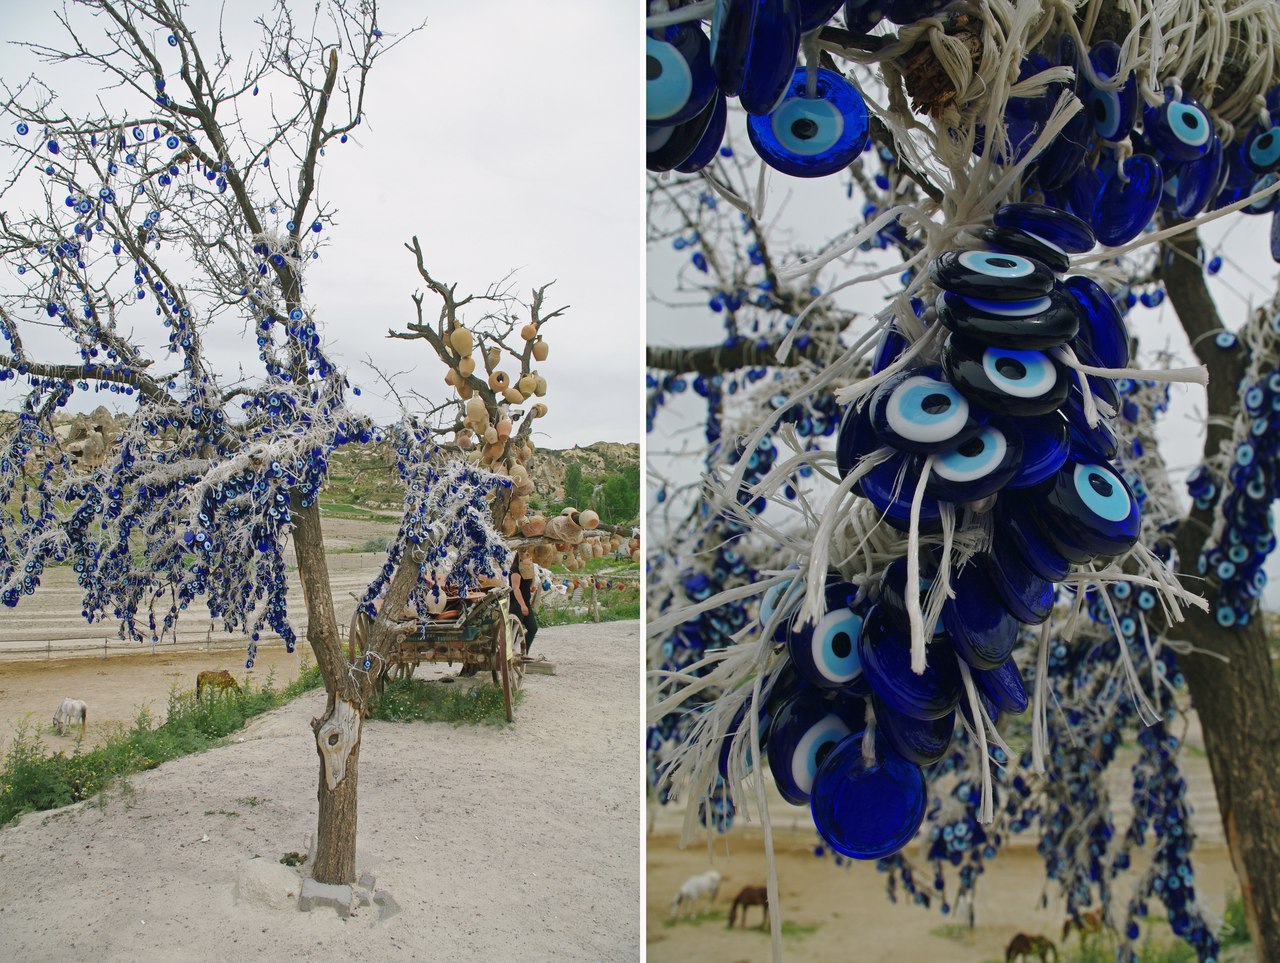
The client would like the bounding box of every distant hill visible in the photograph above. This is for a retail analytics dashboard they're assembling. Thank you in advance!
[530,442,640,504]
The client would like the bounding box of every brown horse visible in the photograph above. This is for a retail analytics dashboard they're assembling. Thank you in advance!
[727,885,768,929]
[196,670,241,699]
[1062,907,1108,942]
[1006,933,1059,962]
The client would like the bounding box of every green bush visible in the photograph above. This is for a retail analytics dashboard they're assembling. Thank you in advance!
[370,678,515,726]
[0,659,324,827]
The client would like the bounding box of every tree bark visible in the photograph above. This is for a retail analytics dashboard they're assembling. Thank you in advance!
[311,700,363,884]
[1162,225,1280,960]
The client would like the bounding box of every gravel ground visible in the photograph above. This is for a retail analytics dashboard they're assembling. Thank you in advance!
[0,620,641,962]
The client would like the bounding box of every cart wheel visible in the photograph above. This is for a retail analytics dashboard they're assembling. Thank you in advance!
[507,615,527,692]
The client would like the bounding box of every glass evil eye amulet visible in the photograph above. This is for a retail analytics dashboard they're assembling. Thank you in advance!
[646,24,716,126]
[810,738,927,859]
[709,0,802,115]
[747,68,869,177]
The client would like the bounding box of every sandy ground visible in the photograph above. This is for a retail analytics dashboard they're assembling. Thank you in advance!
[647,829,1239,963]
[0,620,642,962]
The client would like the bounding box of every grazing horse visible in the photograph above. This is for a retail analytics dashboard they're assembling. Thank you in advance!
[669,869,722,920]
[52,698,87,736]
[1006,933,1059,962]
[196,670,241,699]
[727,885,768,929]
[1062,907,1108,942]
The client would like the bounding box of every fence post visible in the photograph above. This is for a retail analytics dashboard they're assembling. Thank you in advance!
[591,579,600,623]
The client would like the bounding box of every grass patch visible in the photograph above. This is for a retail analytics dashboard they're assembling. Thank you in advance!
[1059,934,1196,963]
[931,923,974,943]
[1219,890,1249,949]
[319,502,377,517]
[539,597,640,627]
[369,678,517,726]
[662,909,817,940]
[0,659,324,828]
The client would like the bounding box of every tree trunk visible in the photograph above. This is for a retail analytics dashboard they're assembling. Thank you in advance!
[1175,612,1280,960]
[311,695,364,884]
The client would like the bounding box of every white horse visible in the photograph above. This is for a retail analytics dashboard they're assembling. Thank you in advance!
[52,698,87,736]
[669,869,722,920]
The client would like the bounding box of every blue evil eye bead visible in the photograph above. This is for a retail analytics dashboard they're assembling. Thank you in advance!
[871,323,909,374]
[746,67,869,178]
[1243,174,1280,215]
[871,696,955,766]
[861,452,943,533]
[858,605,961,720]
[869,367,974,454]
[786,581,865,688]
[975,226,1070,273]
[646,26,716,126]
[936,286,1079,350]
[940,562,1018,671]
[1143,91,1213,162]
[798,0,844,31]
[718,698,774,778]
[1175,135,1223,217]
[766,692,866,804]
[874,556,944,638]
[1068,339,1119,410]
[929,250,1055,301]
[1064,276,1129,369]
[710,0,801,115]
[835,401,877,483]
[975,540,1055,625]
[993,202,1096,253]
[926,420,1024,503]
[760,569,805,628]
[941,335,1068,417]
[972,659,1029,715]
[647,93,722,172]
[1094,154,1163,246]
[1062,393,1120,461]
[1083,41,1138,141]
[1244,122,1280,173]
[842,0,885,33]
[1037,457,1141,561]
[1272,207,1280,263]
[810,740,926,859]
[675,90,729,172]
[996,495,1072,581]
[1038,110,1091,191]
[1005,412,1070,489]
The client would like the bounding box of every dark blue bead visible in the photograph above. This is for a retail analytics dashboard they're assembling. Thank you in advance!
[930,249,1055,301]
[798,0,844,31]
[995,499,1069,583]
[861,451,943,533]
[811,739,926,859]
[941,561,1018,670]
[972,659,1028,714]
[858,604,961,720]
[926,418,1024,503]
[1037,111,1090,191]
[1271,208,1280,263]
[935,286,1079,349]
[1094,154,1162,246]
[841,0,884,33]
[710,0,801,115]
[835,401,876,486]
[1143,91,1213,162]
[786,580,866,688]
[1175,135,1222,217]
[993,202,1095,253]
[1083,41,1138,141]
[675,90,728,172]
[942,334,1069,416]
[1063,390,1121,460]
[873,696,955,766]
[647,92,722,172]
[646,24,716,127]
[1064,276,1130,369]
[869,366,979,454]
[875,556,944,638]
[1243,122,1280,173]
[1035,456,1141,561]
[871,323,909,373]
[976,225,1070,273]
[747,67,869,177]
[1005,413,1070,489]
[976,541,1055,624]
[767,690,866,803]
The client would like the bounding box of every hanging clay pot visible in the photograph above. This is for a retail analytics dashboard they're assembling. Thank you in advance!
[518,374,537,396]
[458,357,476,378]
[449,325,473,355]
[489,371,510,391]
[521,323,537,341]
[533,339,549,362]
[534,376,547,397]
[580,509,600,530]
[503,387,524,405]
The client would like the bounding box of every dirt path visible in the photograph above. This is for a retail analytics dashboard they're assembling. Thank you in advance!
[647,828,1238,963]
[0,620,641,962]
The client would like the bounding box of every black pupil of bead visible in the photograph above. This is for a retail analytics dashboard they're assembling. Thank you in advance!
[830,631,852,659]
[988,257,1018,269]
[1089,472,1114,498]
[791,117,819,141]
[1259,132,1274,150]
[814,740,836,769]
[1182,111,1201,130]
[647,55,661,81]
[995,357,1027,380]
[958,436,986,458]
[922,392,951,414]
[1093,97,1108,121]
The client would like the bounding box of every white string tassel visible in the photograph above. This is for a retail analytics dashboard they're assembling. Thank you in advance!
[907,455,935,674]
[958,661,994,823]
[861,700,877,767]
[1031,617,1053,775]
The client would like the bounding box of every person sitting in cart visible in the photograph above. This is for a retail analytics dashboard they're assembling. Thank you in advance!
[509,550,540,656]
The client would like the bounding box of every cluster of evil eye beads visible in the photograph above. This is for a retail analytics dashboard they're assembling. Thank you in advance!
[648,2,954,177]
[719,202,1146,860]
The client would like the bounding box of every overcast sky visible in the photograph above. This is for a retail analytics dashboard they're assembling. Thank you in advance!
[0,0,642,449]
[648,121,1280,604]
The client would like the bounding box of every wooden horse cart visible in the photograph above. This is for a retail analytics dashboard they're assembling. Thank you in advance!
[355,587,526,723]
